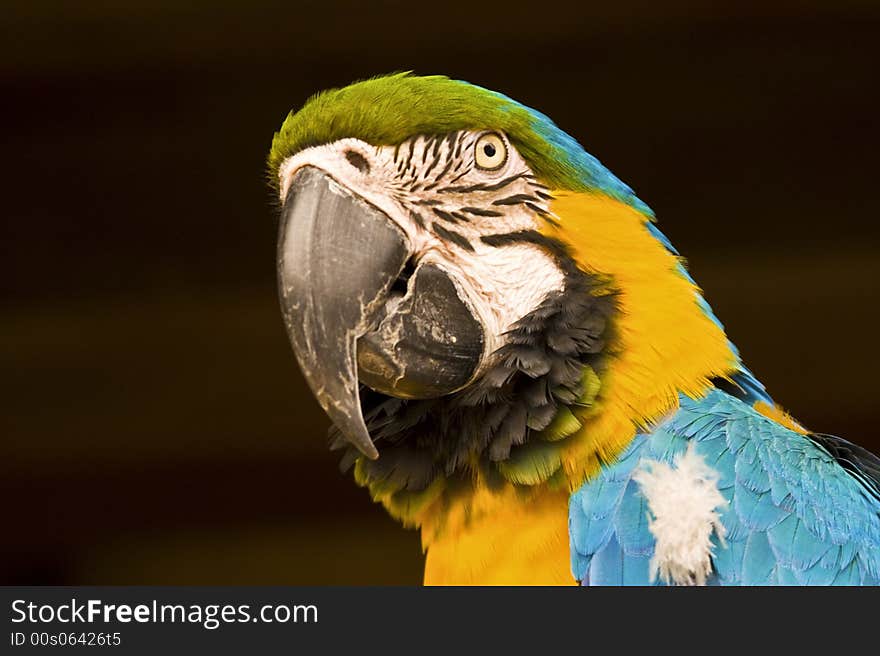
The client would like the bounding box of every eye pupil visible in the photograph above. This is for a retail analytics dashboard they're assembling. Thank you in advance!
[483,143,496,157]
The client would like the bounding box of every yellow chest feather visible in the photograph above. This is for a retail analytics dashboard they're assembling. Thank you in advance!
[423,488,573,585]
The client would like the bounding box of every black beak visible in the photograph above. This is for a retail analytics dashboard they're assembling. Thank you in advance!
[277,166,485,459]
[277,167,409,459]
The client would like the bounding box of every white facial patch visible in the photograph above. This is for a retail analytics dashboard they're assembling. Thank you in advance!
[276,132,565,361]
[437,242,565,355]
[632,444,728,586]
[278,139,434,254]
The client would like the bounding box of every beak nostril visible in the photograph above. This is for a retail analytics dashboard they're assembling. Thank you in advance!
[344,150,371,174]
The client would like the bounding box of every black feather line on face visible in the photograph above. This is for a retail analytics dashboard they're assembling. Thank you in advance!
[432,224,474,251]
[330,235,617,497]
[431,207,465,224]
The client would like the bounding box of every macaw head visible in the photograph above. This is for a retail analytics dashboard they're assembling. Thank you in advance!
[270,73,739,526]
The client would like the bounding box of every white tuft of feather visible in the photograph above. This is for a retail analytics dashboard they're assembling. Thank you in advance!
[633,444,727,586]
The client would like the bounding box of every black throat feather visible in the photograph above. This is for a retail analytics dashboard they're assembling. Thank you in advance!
[330,232,617,515]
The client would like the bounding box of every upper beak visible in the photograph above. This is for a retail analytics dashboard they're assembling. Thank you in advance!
[277,166,410,459]
[278,165,487,460]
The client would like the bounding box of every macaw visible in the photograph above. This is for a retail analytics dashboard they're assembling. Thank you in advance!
[270,73,880,585]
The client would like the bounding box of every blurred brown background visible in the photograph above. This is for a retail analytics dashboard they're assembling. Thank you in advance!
[2,1,879,585]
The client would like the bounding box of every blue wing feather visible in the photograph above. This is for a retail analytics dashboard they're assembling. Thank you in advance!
[570,388,880,585]
[613,480,654,557]
[741,531,777,585]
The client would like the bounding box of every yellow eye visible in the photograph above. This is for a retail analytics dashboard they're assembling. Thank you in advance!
[474,132,507,170]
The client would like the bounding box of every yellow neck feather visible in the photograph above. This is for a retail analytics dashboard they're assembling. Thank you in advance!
[421,192,739,584]
[548,191,739,484]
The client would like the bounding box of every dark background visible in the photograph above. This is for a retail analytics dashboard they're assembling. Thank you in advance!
[3,1,878,585]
